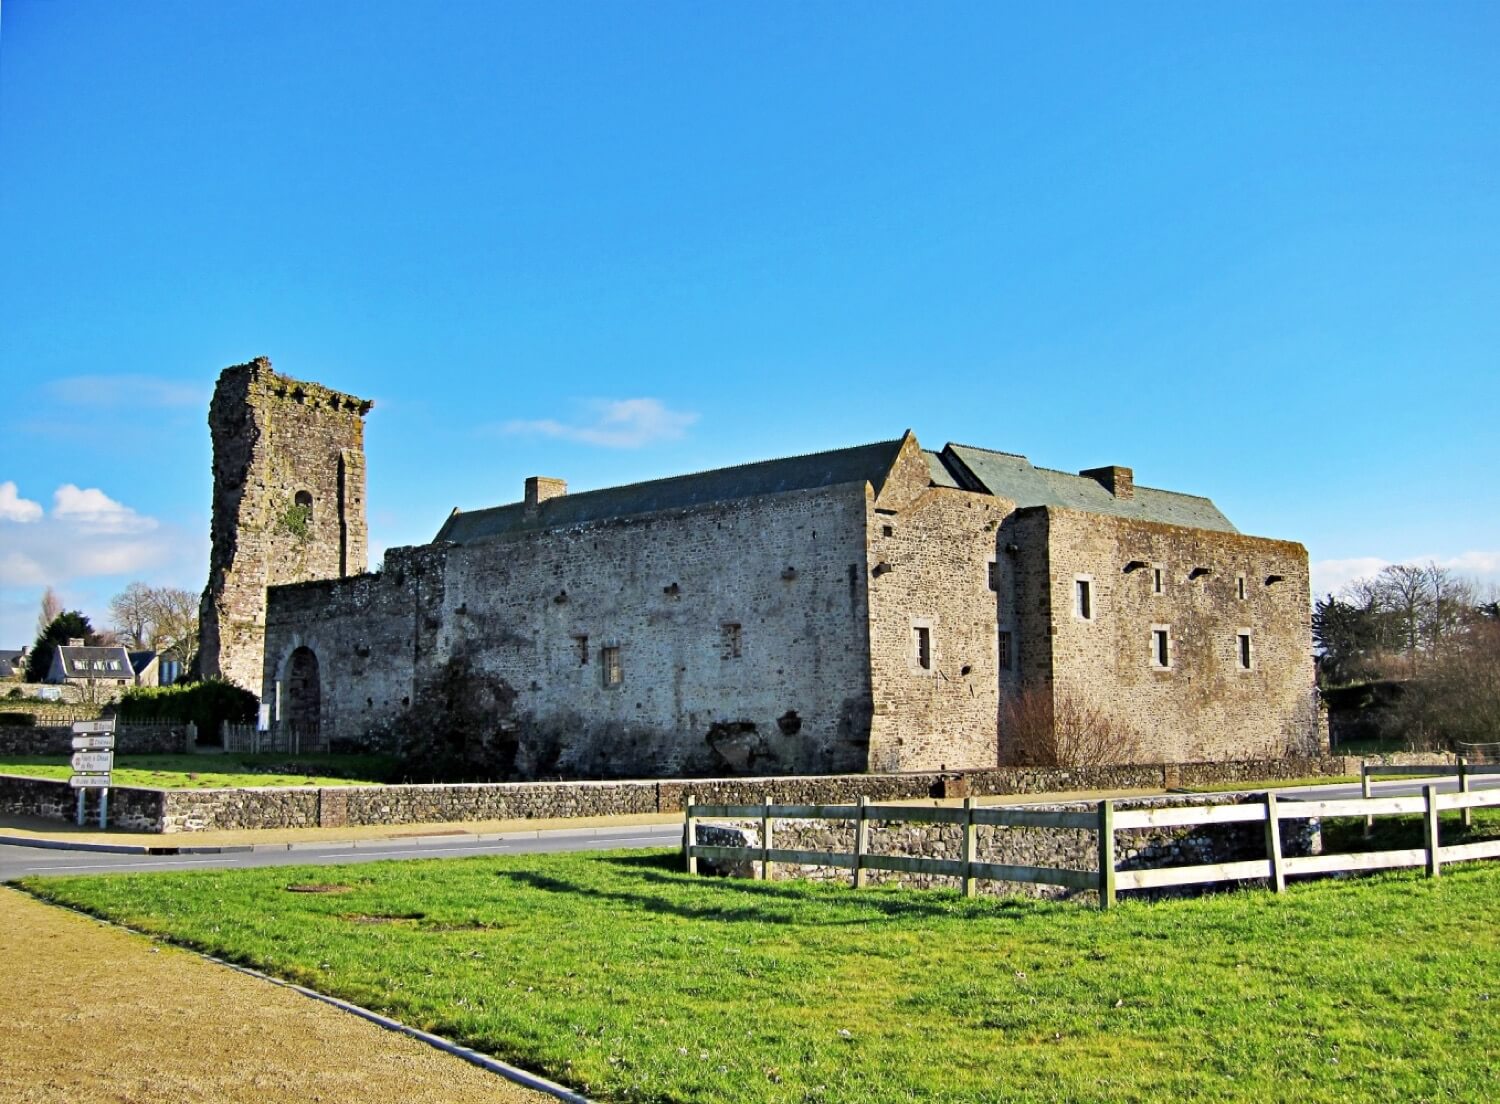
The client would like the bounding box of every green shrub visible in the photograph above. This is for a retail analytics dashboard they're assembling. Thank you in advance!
[0,712,36,726]
[118,679,257,734]
[5,687,23,699]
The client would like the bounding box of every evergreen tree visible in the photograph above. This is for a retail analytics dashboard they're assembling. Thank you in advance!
[25,610,100,683]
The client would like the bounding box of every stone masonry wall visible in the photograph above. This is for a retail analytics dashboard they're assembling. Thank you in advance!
[865,482,1014,772]
[1,754,1424,832]
[1022,507,1322,763]
[0,724,192,756]
[200,358,371,694]
[265,481,876,780]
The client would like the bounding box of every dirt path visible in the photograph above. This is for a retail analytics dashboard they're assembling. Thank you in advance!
[0,886,553,1104]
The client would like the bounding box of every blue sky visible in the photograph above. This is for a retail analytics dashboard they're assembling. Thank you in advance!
[2,1,1498,648]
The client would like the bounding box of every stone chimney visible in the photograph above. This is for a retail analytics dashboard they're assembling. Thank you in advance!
[1080,465,1134,500]
[524,477,567,514]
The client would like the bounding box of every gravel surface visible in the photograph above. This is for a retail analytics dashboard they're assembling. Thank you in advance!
[0,886,553,1104]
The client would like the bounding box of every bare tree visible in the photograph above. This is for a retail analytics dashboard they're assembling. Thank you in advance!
[36,587,63,638]
[1000,686,1143,767]
[106,582,200,663]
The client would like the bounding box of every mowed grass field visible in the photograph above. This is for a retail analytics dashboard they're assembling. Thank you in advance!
[20,814,1500,1104]
[0,753,398,788]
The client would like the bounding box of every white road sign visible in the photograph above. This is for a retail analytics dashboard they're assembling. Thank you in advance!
[70,773,111,789]
[71,735,116,751]
[72,719,117,734]
[71,751,114,772]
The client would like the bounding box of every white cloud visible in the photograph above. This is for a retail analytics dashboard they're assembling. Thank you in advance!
[1311,550,1500,599]
[501,398,699,448]
[47,374,205,408]
[0,481,43,523]
[52,485,159,534]
[0,551,48,587]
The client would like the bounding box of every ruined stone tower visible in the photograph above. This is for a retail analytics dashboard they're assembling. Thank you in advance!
[199,357,372,694]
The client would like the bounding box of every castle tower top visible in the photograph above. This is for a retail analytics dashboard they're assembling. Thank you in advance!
[198,357,372,694]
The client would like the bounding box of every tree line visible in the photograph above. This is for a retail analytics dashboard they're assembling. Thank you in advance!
[1314,563,1499,749]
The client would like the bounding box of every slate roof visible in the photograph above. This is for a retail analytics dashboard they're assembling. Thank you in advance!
[436,439,907,544]
[52,645,135,679]
[933,444,1237,532]
[129,650,158,677]
[434,434,1237,546]
[0,649,25,675]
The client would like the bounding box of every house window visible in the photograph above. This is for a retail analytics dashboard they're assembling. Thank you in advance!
[721,622,742,659]
[601,646,622,687]
[987,558,1000,592]
[997,630,1013,671]
[93,660,104,670]
[1074,577,1093,621]
[574,635,589,665]
[1151,627,1171,669]
[1238,632,1252,670]
[108,660,121,671]
[914,625,932,671]
[1152,565,1165,595]
[1237,575,1247,600]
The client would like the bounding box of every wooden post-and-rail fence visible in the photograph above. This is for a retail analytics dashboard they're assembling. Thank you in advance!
[683,772,1500,909]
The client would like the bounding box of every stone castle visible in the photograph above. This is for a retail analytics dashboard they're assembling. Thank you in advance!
[204,358,1322,777]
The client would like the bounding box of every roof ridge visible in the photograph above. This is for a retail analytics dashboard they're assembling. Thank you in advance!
[945,442,1031,461]
[457,436,906,515]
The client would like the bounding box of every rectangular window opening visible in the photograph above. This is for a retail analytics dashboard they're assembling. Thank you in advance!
[987,559,1000,592]
[914,625,932,671]
[1075,578,1093,620]
[997,630,1012,671]
[1152,629,1170,669]
[1152,566,1164,594]
[721,622,742,659]
[1238,633,1252,670]
[602,646,622,687]
[574,635,589,665]
[1237,575,1247,600]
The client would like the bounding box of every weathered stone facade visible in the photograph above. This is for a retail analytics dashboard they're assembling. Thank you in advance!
[205,362,1323,777]
[199,359,371,694]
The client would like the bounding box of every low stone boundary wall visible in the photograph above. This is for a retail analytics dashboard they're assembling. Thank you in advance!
[0,752,1456,833]
[694,793,1321,900]
[0,775,168,832]
[0,724,193,757]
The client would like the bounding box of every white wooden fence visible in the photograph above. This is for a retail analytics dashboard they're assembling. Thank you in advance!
[683,768,1500,909]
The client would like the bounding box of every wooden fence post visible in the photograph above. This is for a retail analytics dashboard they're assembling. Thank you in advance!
[760,804,774,881]
[1459,758,1472,830]
[1424,784,1441,879]
[684,795,697,875]
[1097,799,1116,910]
[1263,792,1285,894]
[853,795,870,888]
[962,797,977,898]
[1362,761,1374,839]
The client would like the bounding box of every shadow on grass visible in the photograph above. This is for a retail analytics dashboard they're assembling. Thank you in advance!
[496,854,1048,927]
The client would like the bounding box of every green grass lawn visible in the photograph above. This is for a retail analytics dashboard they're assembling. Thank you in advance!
[19,825,1499,1102]
[0,753,399,789]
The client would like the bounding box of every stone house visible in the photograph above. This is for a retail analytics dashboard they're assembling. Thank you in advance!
[45,643,146,701]
[215,362,1321,778]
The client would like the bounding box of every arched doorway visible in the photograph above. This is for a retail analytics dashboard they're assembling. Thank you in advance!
[285,646,322,745]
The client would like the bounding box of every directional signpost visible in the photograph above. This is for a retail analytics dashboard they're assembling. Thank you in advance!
[71,718,116,827]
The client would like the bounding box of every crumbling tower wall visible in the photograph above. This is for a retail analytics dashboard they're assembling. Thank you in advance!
[199,357,372,693]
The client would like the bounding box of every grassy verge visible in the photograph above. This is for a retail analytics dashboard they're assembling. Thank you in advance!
[19,842,1499,1102]
[0,753,399,789]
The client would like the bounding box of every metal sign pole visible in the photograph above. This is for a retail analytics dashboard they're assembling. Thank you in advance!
[77,789,85,827]
[99,787,109,829]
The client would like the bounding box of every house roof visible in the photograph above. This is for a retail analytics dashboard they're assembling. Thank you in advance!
[933,445,1237,532]
[53,645,134,678]
[436,439,907,544]
[128,650,158,676]
[0,649,25,673]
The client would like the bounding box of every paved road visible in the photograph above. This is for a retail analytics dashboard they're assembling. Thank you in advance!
[0,822,685,881]
[5,775,1494,881]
